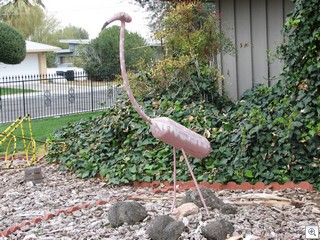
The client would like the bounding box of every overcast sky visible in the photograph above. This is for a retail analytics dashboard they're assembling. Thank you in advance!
[42,0,152,40]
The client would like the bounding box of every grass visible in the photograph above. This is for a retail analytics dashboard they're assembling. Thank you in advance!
[0,111,103,156]
[0,88,37,95]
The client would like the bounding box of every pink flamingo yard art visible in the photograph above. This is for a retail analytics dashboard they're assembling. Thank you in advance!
[102,12,212,215]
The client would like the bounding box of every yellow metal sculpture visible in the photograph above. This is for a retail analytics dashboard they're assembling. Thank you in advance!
[0,115,66,170]
[0,115,37,168]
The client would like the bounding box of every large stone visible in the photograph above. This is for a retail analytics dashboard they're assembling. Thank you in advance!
[181,188,237,214]
[201,219,234,240]
[171,202,199,219]
[147,215,185,240]
[108,201,148,227]
[220,204,237,214]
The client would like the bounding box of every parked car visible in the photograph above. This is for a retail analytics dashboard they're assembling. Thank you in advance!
[47,67,87,81]
[46,68,68,83]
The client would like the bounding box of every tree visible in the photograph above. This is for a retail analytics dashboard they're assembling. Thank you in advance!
[5,0,45,8]
[134,0,169,32]
[31,20,89,49]
[1,0,91,68]
[31,16,89,67]
[31,16,89,48]
[135,2,233,102]
[57,25,89,40]
[0,22,26,64]
[0,0,45,38]
[0,0,45,9]
[79,26,156,81]
[133,0,215,34]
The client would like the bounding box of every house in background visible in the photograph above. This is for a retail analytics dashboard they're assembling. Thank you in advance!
[215,0,295,101]
[0,40,61,79]
[55,39,90,67]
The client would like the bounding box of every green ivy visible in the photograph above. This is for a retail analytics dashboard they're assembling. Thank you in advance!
[210,0,320,188]
[46,96,221,184]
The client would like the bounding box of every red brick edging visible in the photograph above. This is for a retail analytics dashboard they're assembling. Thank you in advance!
[0,156,314,192]
[0,199,115,238]
[133,180,314,193]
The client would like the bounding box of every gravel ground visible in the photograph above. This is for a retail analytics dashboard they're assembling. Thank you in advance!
[0,160,319,240]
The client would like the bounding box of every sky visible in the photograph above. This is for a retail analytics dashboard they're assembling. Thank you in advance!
[42,0,152,40]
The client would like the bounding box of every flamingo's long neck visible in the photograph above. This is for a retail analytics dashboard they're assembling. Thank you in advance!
[120,21,151,124]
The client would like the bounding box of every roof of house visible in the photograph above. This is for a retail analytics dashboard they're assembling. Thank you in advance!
[59,39,91,45]
[56,49,73,54]
[26,41,61,53]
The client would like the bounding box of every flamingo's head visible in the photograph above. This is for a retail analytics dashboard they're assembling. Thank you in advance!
[101,12,132,31]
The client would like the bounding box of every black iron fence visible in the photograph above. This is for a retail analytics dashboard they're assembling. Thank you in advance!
[0,71,123,123]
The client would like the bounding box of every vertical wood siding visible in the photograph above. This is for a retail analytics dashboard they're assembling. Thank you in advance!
[216,0,295,101]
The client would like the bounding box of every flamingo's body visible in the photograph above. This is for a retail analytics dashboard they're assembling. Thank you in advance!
[102,12,212,215]
[151,117,211,159]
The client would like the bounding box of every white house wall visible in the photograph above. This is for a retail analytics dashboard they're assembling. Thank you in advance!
[0,53,39,80]
[215,0,295,101]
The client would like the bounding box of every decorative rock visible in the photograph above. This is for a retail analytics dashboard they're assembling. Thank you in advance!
[24,167,44,185]
[25,181,35,187]
[182,188,223,208]
[182,188,237,214]
[171,202,199,219]
[201,219,234,240]
[22,234,38,240]
[220,204,237,214]
[108,201,148,227]
[147,215,185,240]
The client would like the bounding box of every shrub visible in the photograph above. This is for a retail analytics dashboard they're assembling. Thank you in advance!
[0,22,26,64]
[46,96,224,184]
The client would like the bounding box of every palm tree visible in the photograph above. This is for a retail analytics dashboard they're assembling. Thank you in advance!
[0,0,45,38]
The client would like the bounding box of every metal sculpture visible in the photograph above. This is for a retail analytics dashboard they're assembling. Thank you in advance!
[102,12,212,215]
[0,114,66,171]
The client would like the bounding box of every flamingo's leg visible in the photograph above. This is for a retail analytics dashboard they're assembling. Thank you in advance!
[171,147,177,213]
[181,148,210,215]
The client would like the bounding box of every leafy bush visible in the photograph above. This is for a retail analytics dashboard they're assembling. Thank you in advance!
[0,22,26,64]
[46,85,319,189]
[212,84,319,187]
[46,95,225,184]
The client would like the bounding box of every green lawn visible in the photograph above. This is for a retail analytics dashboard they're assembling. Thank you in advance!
[0,111,103,156]
[0,88,37,95]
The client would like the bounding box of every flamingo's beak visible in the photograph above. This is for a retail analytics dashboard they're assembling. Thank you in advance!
[101,12,132,31]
